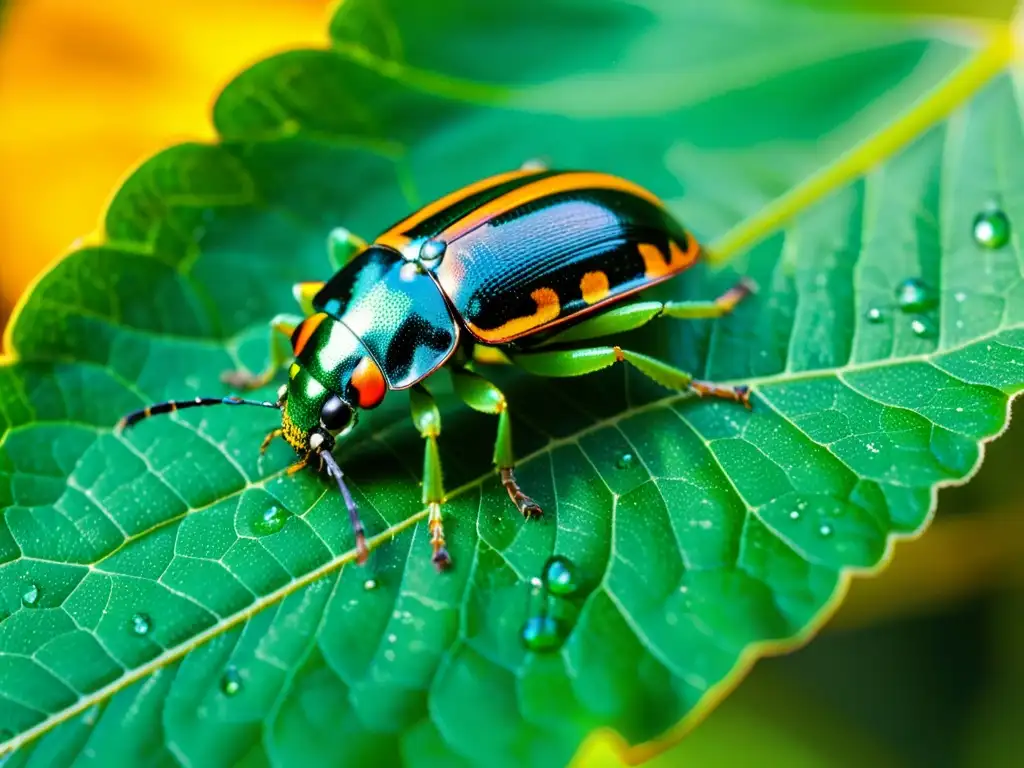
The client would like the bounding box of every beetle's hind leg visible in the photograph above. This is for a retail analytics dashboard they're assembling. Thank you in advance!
[450,368,542,519]
[410,385,452,570]
[536,278,756,347]
[510,346,751,407]
[221,313,302,391]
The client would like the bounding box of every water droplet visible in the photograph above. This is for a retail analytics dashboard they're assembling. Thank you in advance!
[865,307,884,323]
[973,208,1010,249]
[895,278,937,313]
[615,452,635,470]
[220,667,242,696]
[363,578,378,591]
[543,556,578,597]
[819,524,834,538]
[21,583,39,607]
[130,613,152,636]
[789,510,800,521]
[520,615,566,652]
[910,317,935,338]
[254,505,289,535]
[954,291,967,303]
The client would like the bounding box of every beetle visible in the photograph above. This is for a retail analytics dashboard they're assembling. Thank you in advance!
[118,165,754,570]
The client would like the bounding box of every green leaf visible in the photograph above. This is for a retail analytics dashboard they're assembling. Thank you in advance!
[1,1,1022,765]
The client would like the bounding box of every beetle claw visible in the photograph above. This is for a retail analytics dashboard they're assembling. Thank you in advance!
[432,548,452,571]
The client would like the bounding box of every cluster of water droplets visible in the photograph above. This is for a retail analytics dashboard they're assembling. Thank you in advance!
[861,205,1011,334]
[786,499,837,539]
[520,556,580,652]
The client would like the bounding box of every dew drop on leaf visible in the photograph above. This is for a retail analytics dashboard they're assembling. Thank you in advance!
[130,613,152,636]
[543,556,578,597]
[615,452,635,470]
[520,615,566,652]
[910,317,935,338]
[819,524,834,538]
[363,578,379,591]
[254,505,289,535]
[789,510,800,521]
[972,208,1010,249]
[220,667,242,696]
[894,278,937,313]
[864,307,884,323]
[21,583,39,607]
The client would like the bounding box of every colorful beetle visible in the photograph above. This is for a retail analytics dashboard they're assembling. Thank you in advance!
[118,165,754,570]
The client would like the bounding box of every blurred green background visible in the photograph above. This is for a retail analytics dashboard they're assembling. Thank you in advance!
[1,1,1021,766]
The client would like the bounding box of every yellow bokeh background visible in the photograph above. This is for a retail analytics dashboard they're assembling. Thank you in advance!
[0,0,330,328]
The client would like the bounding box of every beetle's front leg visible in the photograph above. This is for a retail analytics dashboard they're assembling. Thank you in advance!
[221,313,302,391]
[449,367,542,519]
[409,385,452,570]
[327,227,367,272]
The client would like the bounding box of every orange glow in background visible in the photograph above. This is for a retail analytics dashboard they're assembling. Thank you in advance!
[0,0,331,330]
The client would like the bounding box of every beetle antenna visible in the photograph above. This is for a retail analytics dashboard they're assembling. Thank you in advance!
[320,450,370,565]
[116,396,279,433]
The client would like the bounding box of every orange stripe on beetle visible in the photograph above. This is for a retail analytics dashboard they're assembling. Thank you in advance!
[580,271,610,304]
[466,287,561,343]
[351,356,387,409]
[638,236,700,280]
[440,172,666,243]
[291,313,328,356]
[376,168,543,251]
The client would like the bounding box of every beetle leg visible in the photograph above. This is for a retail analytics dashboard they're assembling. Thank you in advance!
[221,313,302,390]
[327,227,368,272]
[409,385,452,570]
[449,368,543,519]
[260,428,283,455]
[292,282,324,316]
[287,453,313,475]
[509,346,751,408]
[535,278,757,347]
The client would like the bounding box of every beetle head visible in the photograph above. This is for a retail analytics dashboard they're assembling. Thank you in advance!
[279,314,389,456]
[278,363,360,456]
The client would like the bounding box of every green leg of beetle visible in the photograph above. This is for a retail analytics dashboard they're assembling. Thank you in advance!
[539,278,756,346]
[221,313,303,390]
[409,385,452,570]
[328,227,368,272]
[291,282,324,316]
[450,367,543,519]
[510,346,751,407]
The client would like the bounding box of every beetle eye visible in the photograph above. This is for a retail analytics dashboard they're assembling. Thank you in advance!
[320,394,354,432]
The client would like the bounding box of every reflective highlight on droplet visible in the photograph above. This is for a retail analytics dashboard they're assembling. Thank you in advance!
[520,615,566,652]
[130,613,152,636]
[819,524,834,538]
[615,452,635,470]
[864,307,884,323]
[220,667,242,696]
[363,578,378,591]
[21,583,39,607]
[911,317,936,338]
[895,278,937,313]
[254,505,289,535]
[543,556,578,597]
[972,208,1010,249]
